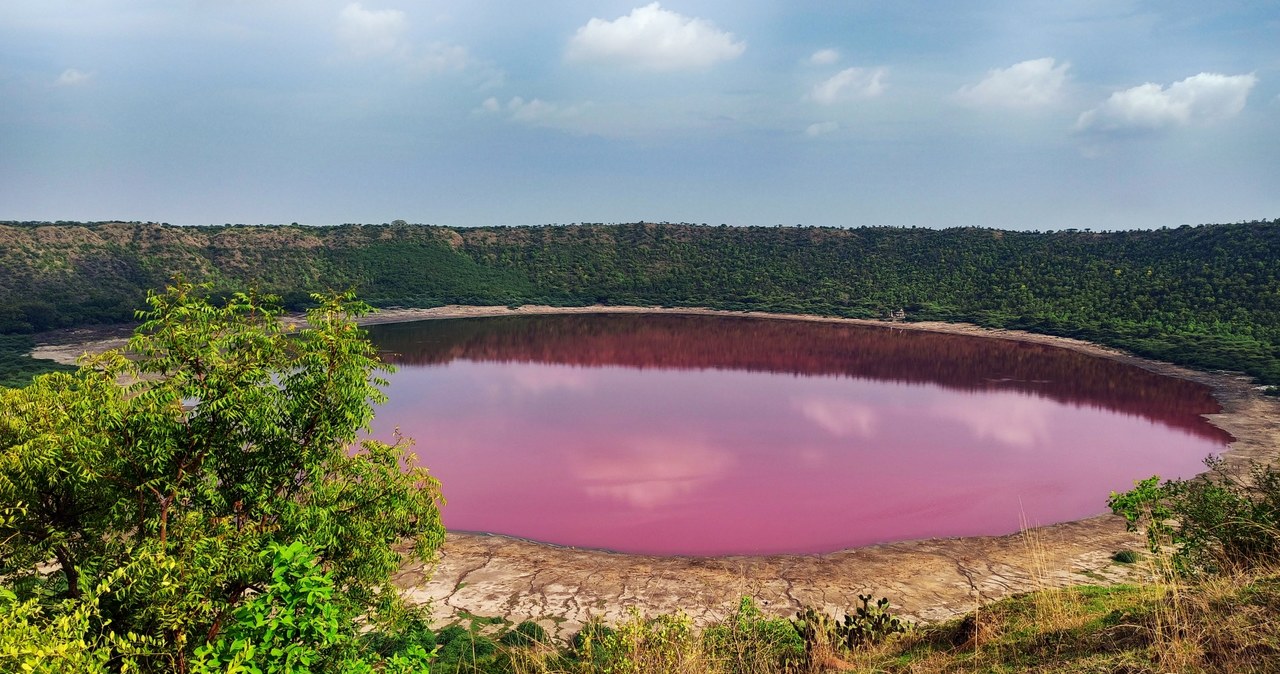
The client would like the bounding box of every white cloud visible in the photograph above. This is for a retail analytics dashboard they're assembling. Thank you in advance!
[565,2,745,71]
[809,48,840,66]
[804,121,839,137]
[809,67,886,104]
[1075,72,1258,133]
[481,96,593,130]
[335,3,499,84]
[507,96,564,123]
[54,68,92,87]
[337,3,408,59]
[957,57,1069,109]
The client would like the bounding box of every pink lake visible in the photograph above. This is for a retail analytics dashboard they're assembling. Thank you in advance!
[366,314,1231,556]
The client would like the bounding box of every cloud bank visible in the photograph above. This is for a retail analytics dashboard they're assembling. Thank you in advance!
[565,3,745,71]
[1076,72,1257,133]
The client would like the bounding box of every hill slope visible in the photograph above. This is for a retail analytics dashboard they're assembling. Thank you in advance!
[1,219,1277,385]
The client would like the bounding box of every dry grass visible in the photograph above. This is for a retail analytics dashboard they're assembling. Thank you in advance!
[835,564,1280,673]
[436,562,1280,673]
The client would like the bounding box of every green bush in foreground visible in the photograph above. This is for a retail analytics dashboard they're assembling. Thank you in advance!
[193,542,433,674]
[1109,457,1280,575]
[0,283,445,672]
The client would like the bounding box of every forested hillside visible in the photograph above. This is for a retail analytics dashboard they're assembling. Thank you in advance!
[2,219,1277,385]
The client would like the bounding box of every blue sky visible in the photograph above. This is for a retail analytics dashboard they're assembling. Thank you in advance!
[2,1,1277,230]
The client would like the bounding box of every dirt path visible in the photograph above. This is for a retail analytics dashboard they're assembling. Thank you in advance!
[33,305,1280,637]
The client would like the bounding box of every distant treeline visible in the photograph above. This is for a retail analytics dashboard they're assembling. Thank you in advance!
[1,219,1278,386]
[370,313,1233,442]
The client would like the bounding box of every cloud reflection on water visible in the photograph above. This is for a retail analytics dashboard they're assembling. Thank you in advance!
[793,396,879,438]
[570,435,734,509]
[930,391,1054,449]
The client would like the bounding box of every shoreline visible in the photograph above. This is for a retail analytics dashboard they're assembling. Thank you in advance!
[32,304,1280,636]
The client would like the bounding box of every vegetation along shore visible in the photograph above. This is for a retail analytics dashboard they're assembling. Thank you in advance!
[3,219,1280,672]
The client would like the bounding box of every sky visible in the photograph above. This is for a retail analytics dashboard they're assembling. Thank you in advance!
[1,1,1278,230]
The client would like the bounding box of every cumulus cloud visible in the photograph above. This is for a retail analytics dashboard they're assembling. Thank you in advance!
[565,2,745,71]
[1075,72,1258,133]
[809,48,840,66]
[54,68,92,87]
[804,121,839,137]
[336,2,408,59]
[957,57,1069,108]
[809,67,886,104]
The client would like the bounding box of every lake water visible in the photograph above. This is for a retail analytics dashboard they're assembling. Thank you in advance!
[366,313,1230,556]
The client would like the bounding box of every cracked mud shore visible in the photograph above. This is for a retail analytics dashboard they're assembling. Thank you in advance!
[34,305,1280,638]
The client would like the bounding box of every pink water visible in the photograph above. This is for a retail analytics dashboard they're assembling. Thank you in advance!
[367,314,1230,556]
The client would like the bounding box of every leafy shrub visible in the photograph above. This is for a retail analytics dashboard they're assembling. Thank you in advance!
[362,608,438,661]
[570,621,617,653]
[703,597,803,674]
[193,542,435,674]
[1109,458,1280,574]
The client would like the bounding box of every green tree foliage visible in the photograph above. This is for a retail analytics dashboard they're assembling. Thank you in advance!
[0,283,444,672]
[0,565,164,673]
[453,221,1280,386]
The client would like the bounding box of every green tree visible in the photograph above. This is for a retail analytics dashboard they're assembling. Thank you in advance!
[0,283,445,672]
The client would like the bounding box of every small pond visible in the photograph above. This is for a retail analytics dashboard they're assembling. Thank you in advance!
[367,314,1230,556]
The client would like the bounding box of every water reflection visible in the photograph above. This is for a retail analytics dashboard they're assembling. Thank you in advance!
[572,435,733,509]
[367,314,1230,555]
[793,396,879,439]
